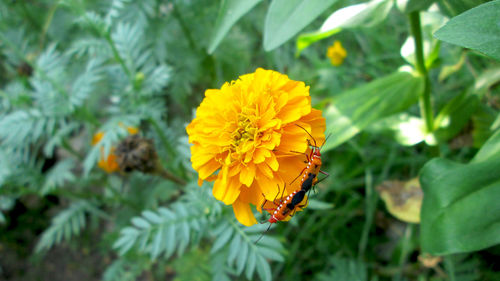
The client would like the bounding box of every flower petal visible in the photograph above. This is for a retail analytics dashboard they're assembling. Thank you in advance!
[197,158,221,179]
[240,163,256,187]
[232,199,258,226]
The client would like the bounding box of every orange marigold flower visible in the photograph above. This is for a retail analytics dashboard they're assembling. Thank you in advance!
[186,68,326,226]
[327,40,347,66]
[92,126,138,173]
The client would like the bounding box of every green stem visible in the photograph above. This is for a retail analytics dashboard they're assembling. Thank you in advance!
[62,139,83,160]
[39,1,59,50]
[395,224,414,281]
[409,12,434,134]
[155,162,187,186]
[358,168,376,260]
[104,31,132,78]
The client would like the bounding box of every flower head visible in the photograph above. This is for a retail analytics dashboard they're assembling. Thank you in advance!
[327,41,347,66]
[187,68,325,226]
[92,126,138,173]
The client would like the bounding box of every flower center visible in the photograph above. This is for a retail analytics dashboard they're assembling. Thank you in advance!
[231,113,256,148]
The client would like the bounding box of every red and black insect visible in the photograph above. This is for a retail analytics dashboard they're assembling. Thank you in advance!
[292,124,330,192]
[254,185,308,243]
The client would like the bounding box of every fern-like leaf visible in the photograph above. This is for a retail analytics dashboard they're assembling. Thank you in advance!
[35,201,94,252]
[316,257,367,281]
[113,189,217,259]
[41,159,76,195]
[0,109,55,147]
[211,221,285,281]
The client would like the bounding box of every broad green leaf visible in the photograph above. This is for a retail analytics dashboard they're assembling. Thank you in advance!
[322,70,424,151]
[296,0,393,55]
[434,0,500,61]
[420,154,500,255]
[396,0,435,13]
[208,0,262,54]
[492,113,500,131]
[320,0,393,31]
[474,67,500,91]
[437,0,490,17]
[263,0,339,51]
[472,104,497,147]
[472,129,500,163]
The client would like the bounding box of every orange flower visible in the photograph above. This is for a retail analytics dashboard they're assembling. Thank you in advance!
[186,68,325,226]
[92,127,138,173]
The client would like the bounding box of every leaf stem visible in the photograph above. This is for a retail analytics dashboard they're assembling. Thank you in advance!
[39,1,59,50]
[409,12,434,134]
[358,168,376,260]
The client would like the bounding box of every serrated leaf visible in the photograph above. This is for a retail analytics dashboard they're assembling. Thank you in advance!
[263,0,339,51]
[211,226,233,254]
[131,217,151,229]
[236,239,248,274]
[434,0,500,61]
[208,0,262,54]
[35,201,91,252]
[256,255,272,281]
[227,233,241,265]
[151,226,165,259]
[142,210,163,224]
[245,250,257,280]
[257,246,284,262]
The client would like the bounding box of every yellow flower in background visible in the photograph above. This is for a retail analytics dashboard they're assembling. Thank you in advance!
[92,126,138,173]
[187,68,325,226]
[327,40,347,66]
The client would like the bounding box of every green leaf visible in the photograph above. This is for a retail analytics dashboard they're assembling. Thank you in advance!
[296,0,392,55]
[420,135,500,254]
[263,0,339,51]
[472,129,500,163]
[322,70,424,151]
[472,104,497,147]
[432,91,480,143]
[396,0,435,13]
[368,113,426,146]
[434,0,500,61]
[41,159,76,195]
[474,67,500,91]
[208,0,262,54]
[256,255,272,281]
[307,199,335,210]
[437,0,490,17]
[35,201,92,252]
[316,257,367,281]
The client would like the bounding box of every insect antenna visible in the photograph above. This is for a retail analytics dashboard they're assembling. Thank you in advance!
[254,223,272,244]
[320,133,332,150]
[295,124,317,148]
